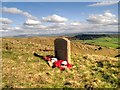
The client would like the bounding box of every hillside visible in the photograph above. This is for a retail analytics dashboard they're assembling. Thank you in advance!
[1,37,119,88]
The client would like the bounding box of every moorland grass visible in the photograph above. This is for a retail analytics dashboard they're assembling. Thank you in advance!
[1,37,119,88]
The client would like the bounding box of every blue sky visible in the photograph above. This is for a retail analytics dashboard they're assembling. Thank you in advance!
[1,2,119,37]
[2,0,119,2]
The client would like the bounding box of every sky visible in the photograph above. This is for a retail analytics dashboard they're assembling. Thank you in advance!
[0,1,119,37]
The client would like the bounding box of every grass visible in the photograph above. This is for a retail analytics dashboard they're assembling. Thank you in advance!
[81,37,119,48]
[1,37,119,88]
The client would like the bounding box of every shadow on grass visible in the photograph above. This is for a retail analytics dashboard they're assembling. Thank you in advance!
[33,53,55,68]
[33,53,44,59]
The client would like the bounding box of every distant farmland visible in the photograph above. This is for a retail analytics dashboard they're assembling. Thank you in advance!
[70,34,119,49]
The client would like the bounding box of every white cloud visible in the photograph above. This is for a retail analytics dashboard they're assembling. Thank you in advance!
[0,17,21,32]
[0,17,13,24]
[2,24,10,30]
[42,14,68,23]
[1,11,118,37]
[14,27,20,30]
[23,24,46,29]
[2,7,37,20]
[0,30,8,32]
[88,1,118,6]
[71,21,81,26]
[24,19,40,25]
[1,24,21,31]
[23,21,66,31]
[87,11,118,25]
[45,24,64,30]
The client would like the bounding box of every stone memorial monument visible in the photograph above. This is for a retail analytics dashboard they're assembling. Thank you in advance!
[54,37,71,64]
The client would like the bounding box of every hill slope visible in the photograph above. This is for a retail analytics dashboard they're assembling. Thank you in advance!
[2,37,119,88]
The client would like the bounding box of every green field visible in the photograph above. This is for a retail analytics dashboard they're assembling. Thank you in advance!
[82,37,119,49]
